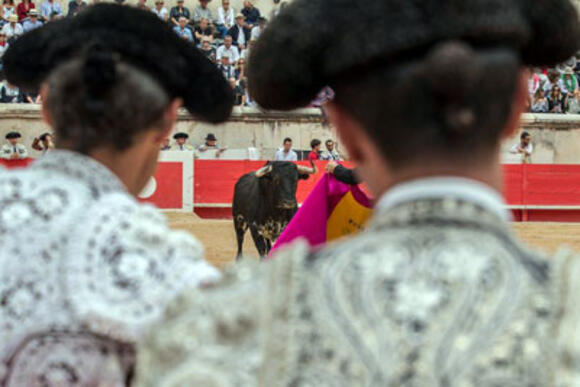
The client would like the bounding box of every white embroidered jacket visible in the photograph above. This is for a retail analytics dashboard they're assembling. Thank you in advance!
[136,178,580,387]
[0,150,219,386]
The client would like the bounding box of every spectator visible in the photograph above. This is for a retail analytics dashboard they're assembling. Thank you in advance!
[151,0,167,21]
[24,90,41,103]
[308,138,321,160]
[559,67,578,96]
[169,0,189,27]
[527,70,541,103]
[1,0,15,24]
[235,57,245,79]
[530,88,549,113]
[250,16,266,40]
[193,0,212,24]
[216,35,239,62]
[568,89,580,114]
[0,32,8,59]
[510,131,533,164]
[198,132,227,156]
[227,13,249,48]
[0,80,22,102]
[216,0,234,38]
[1,131,27,159]
[200,36,216,62]
[320,138,340,160]
[160,137,171,150]
[241,0,259,29]
[2,14,22,40]
[543,70,560,96]
[217,53,235,79]
[274,137,297,161]
[67,0,85,16]
[240,37,254,60]
[194,16,212,45]
[16,0,33,21]
[229,77,244,105]
[31,132,54,155]
[171,132,193,151]
[173,16,193,42]
[22,9,42,32]
[548,85,567,113]
[136,0,148,11]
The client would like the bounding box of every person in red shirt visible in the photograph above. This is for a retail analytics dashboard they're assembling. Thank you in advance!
[16,0,34,21]
[308,138,321,160]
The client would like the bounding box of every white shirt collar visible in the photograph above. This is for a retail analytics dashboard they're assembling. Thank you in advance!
[376,176,511,222]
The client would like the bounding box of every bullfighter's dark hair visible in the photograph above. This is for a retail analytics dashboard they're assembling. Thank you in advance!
[248,0,579,166]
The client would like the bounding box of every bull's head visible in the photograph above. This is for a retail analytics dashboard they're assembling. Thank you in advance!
[255,161,317,210]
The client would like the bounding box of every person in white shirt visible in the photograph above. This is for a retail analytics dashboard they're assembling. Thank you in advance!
[151,0,168,21]
[1,131,27,159]
[274,137,298,161]
[2,14,22,40]
[216,35,239,62]
[250,16,266,40]
[216,0,234,38]
[509,131,533,163]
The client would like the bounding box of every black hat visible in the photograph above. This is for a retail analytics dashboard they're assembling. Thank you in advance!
[173,132,189,139]
[5,131,21,139]
[3,4,233,123]
[205,133,217,141]
[248,0,580,110]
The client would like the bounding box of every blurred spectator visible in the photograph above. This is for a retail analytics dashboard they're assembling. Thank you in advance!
[217,54,235,79]
[568,90,580,114]
[193,0,212,24]
[510,131,533,164]
[270,0,286,19]
[16,0,33,21]
[136,0,148,11]
[31,132,54,155]
[548,85,567,113]
[194,17,212,45]
[229,77,244,105]
[67,0,85,16]
[240,38,254,60]
[174,16,193,42]
[275,137,297,161]
[22,9,42,32]
[169,0,189,26]
[321,139,340,161]
[1,131,27,159]
[0,32,8,59]
[160,137,171,150]
[530,88,549,113]
[235,57,245,79]
[24,90,41,103]
[0,81,22,102]
[2,14,22,40]
[216,35,239,62]
[216,0,233,38]
[2,0,15,24]
[308,138,321,160]
[250,16,265,40]
[528,70,541,103]
[151,0,167,21]
[200,36,216,62]
[241,0,259,29]
[227,13,249,48]
[543,71,560,96]
[559,67,578,95]
[171,132,193,151]
[198,133,227,156]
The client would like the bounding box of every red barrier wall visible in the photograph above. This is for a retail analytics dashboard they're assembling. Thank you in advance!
[0,158,34,168]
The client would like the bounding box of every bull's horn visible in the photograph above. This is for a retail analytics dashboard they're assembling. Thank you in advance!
[297,161,317,175]
[255,165,273,178]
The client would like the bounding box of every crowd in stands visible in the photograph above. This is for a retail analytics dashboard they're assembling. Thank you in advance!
[528,62,580,113]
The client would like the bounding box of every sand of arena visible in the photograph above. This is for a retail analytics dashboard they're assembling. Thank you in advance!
[166,212,580,269]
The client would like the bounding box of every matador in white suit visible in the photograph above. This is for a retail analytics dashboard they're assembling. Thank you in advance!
[0,4,233,386]
[136,0,580,386]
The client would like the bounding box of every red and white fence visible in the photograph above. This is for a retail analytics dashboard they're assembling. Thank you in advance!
[4,157,580,222]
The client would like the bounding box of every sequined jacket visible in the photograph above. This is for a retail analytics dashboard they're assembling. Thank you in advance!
[136,194,580,387]
[0,150,219,386]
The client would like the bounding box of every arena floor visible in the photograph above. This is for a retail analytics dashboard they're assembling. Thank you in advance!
[166,212,580,269]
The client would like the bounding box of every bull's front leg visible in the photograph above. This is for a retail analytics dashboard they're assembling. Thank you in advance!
[249,225,269,260]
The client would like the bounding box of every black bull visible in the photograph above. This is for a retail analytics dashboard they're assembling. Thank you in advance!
[233,161,317,258]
